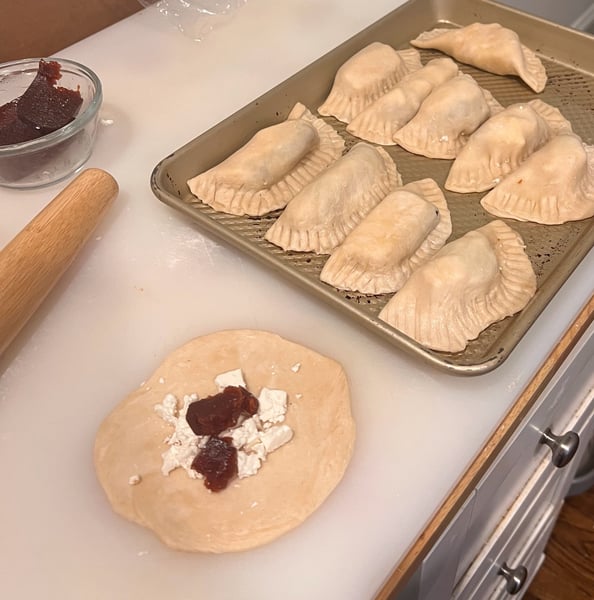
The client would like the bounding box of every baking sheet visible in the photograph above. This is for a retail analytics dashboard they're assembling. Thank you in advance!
[150,0,594,375]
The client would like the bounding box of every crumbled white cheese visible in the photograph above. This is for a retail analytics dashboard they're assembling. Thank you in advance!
[128,474,141,486]
[215,368,246,390]
[260,424,293,453]
[155,393,207,478]
[167,394,199,445]
[222,416,261,449]
[237,450,262,478]
[291,362,301,373]
[161,439,203,478]
[153,393,178,426]
[154,369,294,484]
[158,377,165,384]
[257,388,287,424]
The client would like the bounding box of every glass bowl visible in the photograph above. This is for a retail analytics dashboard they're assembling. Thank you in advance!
[0,57,102,189]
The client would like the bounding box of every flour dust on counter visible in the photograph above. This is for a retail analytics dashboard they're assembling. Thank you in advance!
[94,329,355,553]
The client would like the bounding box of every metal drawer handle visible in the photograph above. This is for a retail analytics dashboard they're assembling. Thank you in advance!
[498,562,528,595]
[540,428,580,468]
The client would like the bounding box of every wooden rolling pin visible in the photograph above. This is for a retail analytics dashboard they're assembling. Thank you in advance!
[0,168,118,356]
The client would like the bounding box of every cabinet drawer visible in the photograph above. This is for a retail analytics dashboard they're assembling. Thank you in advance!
[457,498,561,600]
[457,331,594,578]
[455,376,594,600]
[557,380,594,499]
[453,456,559,600]
[488,504,560,600]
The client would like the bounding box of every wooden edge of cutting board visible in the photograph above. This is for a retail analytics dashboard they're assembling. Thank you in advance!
[376,292,594,600]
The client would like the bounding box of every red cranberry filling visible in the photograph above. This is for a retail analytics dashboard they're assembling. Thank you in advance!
[185,385,259,436]
[192,436,238,492]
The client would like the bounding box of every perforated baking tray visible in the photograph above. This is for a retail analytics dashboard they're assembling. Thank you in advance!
[150,0,594,375]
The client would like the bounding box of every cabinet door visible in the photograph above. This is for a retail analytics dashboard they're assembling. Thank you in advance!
[453,458,559,600]
[390,493,476,600]
[417,492,476,600]
[455,379,594,600]
[556,381,594,500]
[457,329,594,579]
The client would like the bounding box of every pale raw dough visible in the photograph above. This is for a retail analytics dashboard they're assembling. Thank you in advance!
[187,103,344,216]
[320,178,451,294]
[445,99,572,193]
[410,23,547,93]
[346,57,459,145]
[318,42,422,123]
[480,133,594,224]
[392,74,503,159]
[378,220,537,353]
[94,329,355,553]
[264,142,401,254]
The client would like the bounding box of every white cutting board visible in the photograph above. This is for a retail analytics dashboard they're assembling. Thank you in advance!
[1,3,593,599]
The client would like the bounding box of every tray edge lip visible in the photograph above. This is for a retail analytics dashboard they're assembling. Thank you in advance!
[150,161,510,377]
[147,0,594,377]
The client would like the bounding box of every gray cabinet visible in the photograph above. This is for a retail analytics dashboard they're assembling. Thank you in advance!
[396,322,594,599]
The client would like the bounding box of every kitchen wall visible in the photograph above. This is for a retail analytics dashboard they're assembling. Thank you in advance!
[0,0,141,62]
[500,0,594,29]
[1,0,592,64]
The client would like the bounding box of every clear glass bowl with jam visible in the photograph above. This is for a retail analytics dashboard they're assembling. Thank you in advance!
[0,57,102,189]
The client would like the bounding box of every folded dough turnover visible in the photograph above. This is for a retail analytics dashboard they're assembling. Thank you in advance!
[187,102,345,216]
[378,220,536,353]
[392,74,503,159]
[480,133,594,224]
[318,42,422,124]
[320,178,451,294]
[264,142,401,254]
[347,57,459,145]
[410,22,547,93]
[446,99,572,193]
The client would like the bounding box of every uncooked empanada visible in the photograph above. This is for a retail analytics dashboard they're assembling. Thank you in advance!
[392,74,502,159]
[446,99,572,193]
[410,22,547,93]
[187,102,344,216]
[320,179,451,294]
[480,133,594,224]
[378,220,536,353]
[346,57,459,145]
[318,42,422,124]
[264,142,401,254]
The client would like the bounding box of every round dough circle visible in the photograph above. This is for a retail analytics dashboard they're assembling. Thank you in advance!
[94,329,355,553]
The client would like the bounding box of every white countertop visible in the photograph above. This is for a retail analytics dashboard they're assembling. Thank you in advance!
[1,2,593,599]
